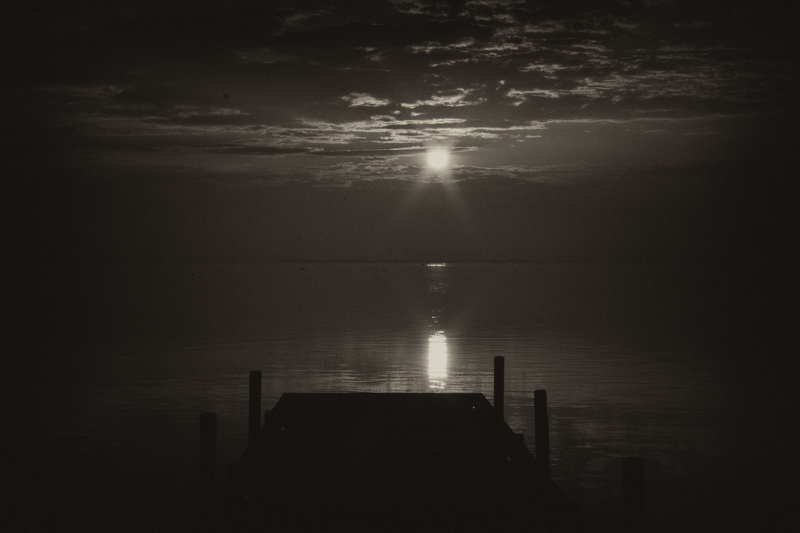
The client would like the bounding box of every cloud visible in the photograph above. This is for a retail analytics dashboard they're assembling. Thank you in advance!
[341,93,392,107]
[391,1,450,18]
[383,118,469,127]
[173,106,249,118]
[41,84,134,100]
[204,144,313,156]
[280,9,333,30]
[310,146,426,157]
[507,88,560,105]
[400,88,484,108]
[449,163,595,184]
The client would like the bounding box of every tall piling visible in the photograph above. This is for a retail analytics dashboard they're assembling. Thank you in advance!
[249,370,262,445]
[493,356,505,420]
[623,456,645,533]
[534,389,550,477]
[199,412,217,485]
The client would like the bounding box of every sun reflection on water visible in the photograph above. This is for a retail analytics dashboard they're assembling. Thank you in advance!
[428,331,448,390]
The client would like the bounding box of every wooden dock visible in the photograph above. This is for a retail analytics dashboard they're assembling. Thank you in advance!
[204,390,582,532]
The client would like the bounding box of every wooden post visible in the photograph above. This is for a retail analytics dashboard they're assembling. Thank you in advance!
[623,456,645,533]
[249,370,262,445]
[494,356,504,420]
[199,412,217,485]
[534,389,550,477]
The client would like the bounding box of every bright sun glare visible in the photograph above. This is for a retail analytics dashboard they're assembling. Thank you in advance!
[426,148,450,170]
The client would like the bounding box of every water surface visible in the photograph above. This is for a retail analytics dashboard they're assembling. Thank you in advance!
[7,262,793,531]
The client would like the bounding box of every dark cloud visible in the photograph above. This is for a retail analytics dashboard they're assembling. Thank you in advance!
[273,18,495,51]
[205,144,313,156]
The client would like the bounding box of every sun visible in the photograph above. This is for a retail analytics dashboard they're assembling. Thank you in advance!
[426,147,450,170]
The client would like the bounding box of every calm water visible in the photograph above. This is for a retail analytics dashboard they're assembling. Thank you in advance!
[7,262,794,531]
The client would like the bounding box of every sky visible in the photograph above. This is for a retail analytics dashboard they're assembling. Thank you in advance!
[3,0,797,263]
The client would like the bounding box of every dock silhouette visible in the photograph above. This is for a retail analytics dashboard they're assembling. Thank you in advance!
[199,363,586,532]
[209,393,580,532]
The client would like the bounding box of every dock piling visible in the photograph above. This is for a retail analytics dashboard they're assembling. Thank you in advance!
[494,356,505,420]
[623,456,645,533]
[534,389,550,477]
[249,370,262,445]
[199,412,217,485]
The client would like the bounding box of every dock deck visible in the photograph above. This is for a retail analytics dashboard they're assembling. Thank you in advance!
[210,393,581,532]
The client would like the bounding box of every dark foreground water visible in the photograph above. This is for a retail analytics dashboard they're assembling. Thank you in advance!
[5,262,796,532]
